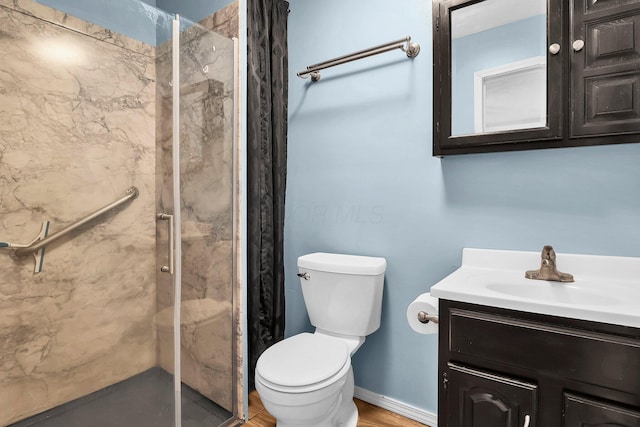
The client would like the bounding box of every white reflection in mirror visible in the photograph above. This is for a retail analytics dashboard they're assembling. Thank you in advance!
[451,0,547,136]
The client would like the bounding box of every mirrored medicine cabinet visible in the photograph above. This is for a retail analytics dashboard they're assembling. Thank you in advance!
[432,0,640,156]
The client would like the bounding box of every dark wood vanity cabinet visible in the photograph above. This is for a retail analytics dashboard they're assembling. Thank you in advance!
[432,0,640,155]
[438,300,640,427]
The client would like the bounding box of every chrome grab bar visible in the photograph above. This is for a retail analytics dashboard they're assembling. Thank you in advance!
[10,187,139,259]
[157,213,174,274]
[297,36,420,81]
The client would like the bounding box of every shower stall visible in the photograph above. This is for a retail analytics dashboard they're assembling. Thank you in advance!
[0,0,240,425]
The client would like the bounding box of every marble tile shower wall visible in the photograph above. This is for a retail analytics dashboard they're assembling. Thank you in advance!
[0,0,157,424]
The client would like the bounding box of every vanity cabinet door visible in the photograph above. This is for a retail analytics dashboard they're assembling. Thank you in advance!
[571,0,640,137]
[446,364,537,427]
[564,393,640,426]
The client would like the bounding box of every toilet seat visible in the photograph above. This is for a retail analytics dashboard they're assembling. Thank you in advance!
[256,333,350,393]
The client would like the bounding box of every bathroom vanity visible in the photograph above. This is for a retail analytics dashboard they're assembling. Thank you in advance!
[430,248,640,427]
[438,300,640,426]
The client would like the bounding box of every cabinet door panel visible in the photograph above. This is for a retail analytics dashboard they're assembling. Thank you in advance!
[447,364,537,427]
[564,393,640,426]
[572,1,640,136]
[585,15,640,68]
[584,0,638,13]
[585,72,640,124]
[586,0,640,14]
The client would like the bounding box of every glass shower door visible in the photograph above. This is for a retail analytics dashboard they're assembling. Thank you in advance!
[156,14,237,427]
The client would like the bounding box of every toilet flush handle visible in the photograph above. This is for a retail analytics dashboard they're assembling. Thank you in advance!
[297,272,310,280]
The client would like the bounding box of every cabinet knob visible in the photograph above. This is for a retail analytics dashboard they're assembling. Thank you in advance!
[523,414,531,427]
[549,43,561,55]
[572,39,585,52]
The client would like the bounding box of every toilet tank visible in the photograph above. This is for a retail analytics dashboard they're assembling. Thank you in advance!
[297,252,386,337]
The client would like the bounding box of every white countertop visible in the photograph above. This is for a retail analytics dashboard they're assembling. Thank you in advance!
[430,248,640,328]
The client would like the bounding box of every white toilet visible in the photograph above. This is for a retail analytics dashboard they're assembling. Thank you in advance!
[255,252,386,427]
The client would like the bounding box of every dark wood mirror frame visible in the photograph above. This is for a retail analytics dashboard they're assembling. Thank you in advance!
[433,0,640,156]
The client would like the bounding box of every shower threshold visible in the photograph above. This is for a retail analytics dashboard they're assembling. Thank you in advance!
[9,367,231,427]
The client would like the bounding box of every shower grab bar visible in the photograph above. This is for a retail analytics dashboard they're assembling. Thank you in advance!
[8,187,139,260]
[297,36,420,82]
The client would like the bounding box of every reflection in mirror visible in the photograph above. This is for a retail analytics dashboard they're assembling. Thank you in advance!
[451,0,547,136]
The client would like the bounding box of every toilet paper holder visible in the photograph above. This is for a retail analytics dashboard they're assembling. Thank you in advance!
[417,311,439,324]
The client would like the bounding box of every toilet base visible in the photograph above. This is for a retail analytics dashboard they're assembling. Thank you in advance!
[257,367,358,427]
[335,367,357,427]
[336,399,357,427]
[271,396,357,427]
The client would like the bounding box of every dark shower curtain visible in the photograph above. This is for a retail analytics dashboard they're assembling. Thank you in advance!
[246,0,289,389]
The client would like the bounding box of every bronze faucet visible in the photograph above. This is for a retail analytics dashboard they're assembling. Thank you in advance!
[525,245,574,282]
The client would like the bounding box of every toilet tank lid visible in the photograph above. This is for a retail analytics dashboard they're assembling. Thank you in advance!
[298,252,386,275]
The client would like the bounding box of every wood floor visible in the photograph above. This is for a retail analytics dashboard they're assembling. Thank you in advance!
[243,390,430,427]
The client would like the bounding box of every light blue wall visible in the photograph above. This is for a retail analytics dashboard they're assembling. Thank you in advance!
[286,0,640,415]
[452,14,546,135]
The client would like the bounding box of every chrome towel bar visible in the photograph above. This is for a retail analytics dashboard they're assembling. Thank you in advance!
[297,36,420,82]
[3,187,139,272]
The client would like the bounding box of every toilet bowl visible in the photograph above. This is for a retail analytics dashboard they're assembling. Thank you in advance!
[255,252,386,427]
[255,333,357,427]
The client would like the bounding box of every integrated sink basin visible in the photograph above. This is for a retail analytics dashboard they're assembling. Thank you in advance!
[430,248,640,328]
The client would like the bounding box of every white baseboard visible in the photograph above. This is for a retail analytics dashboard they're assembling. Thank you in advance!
[354,386,438,427]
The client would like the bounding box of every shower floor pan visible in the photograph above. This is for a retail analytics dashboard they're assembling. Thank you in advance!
[9,367,231,427]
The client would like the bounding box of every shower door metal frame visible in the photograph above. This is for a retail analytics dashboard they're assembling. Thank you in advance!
[172,15,183,427]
